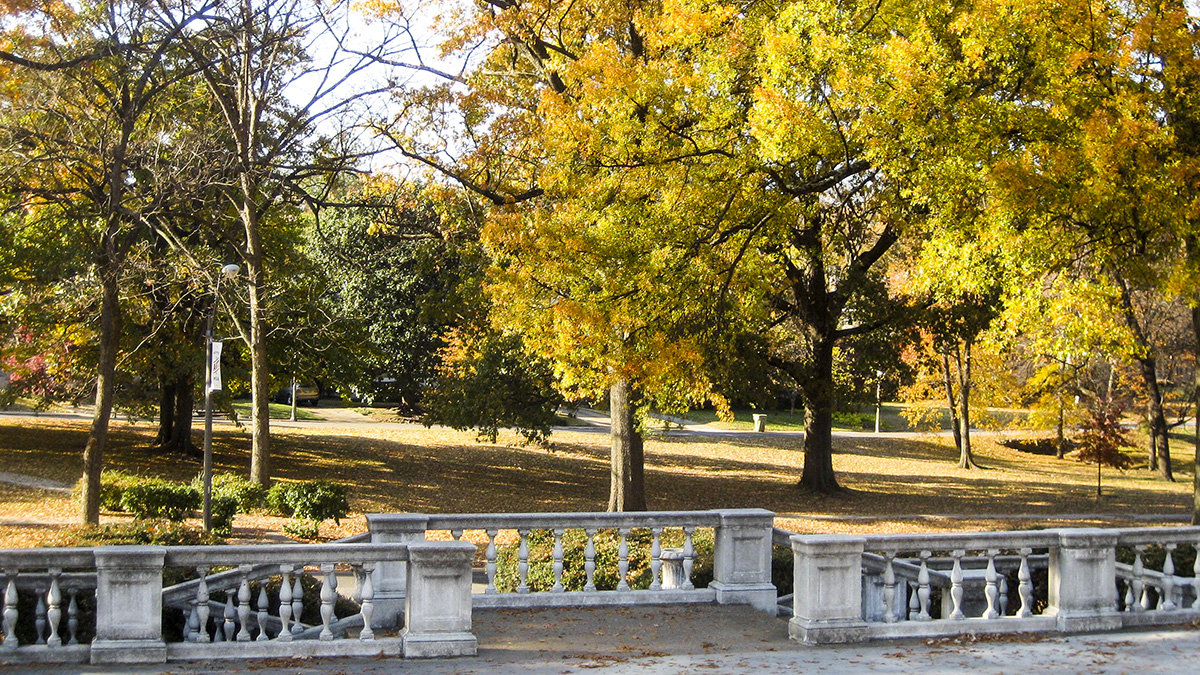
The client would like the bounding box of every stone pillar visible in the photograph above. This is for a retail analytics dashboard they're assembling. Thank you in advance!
[402,541,477,658]
[366,513,429,628]
[1045,529,1122,632]
[789,535,869,644]
[90,546,167,664]
[710,509,777,614]
[752,414,767,432]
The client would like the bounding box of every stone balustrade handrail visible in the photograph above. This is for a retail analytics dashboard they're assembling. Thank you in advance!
[162,543,409,567]
[859,530,1060,553]
[417,510,724,531]
[1112,526,1200,546]
[0,547,97,569]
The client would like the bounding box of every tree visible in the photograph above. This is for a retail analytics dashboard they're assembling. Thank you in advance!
[162,0,398,486]
[1076,395,1137,497]
[1,0,215,523]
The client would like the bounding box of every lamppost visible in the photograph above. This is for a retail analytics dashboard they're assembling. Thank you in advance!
[203,263,240,532]
[874,369,884,434]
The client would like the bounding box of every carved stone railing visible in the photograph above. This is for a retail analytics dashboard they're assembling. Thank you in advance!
[366,509,777,622]
[1,539,476,664]
[786,526,1200,644]
[0,548,96,664]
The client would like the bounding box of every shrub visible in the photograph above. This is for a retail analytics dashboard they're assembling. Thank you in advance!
[494,528,714,592]
[190,472,267,512]
[120,481,200,521]
[74,470,145,512]
[210,495,239,537]
[37,520,218,547]
[267,480,349,524]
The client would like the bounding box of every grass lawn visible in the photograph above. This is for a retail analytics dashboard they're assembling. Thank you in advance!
[0,417,1193,547]
[230,400,323,421]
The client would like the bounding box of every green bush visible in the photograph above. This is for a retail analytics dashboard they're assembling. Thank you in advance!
[120,481,200,521]
[267,480,349,524]
[190,472,267,512]
[210,495,239,537]
[37,520,219,547]
[74,470,145,512]
[494,528,713,592]
[282,520,320,540]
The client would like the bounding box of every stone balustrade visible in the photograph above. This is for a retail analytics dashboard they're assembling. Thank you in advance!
[787,526,1200,644]
[366,509,778,619]
[0,540,475,665]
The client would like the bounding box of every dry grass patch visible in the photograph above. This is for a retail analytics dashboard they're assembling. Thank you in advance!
[0,419,1193,547]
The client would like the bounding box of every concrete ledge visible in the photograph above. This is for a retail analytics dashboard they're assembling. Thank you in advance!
[167,638,402,660]
[864,615,1058,640]
[472,588,716,608]
[1120,609,1200,628]
[709,581,778,615]
[1048,608,1123,633]
[89,639,167,664]
[789,617,869,644]
[402,631,477,658]
[0,644,90,665]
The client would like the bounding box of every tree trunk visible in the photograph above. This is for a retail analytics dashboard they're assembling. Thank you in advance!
[1056,392,1066,459]
[80,259,122,525]
[956,342,979,469]
[1111,269,1173,480]
[1192,303,1200,524]
[798,336,840,493]
[242,190,272,487]
[941,353,962,453]
[607,378,646,512]
[155,374,176,447]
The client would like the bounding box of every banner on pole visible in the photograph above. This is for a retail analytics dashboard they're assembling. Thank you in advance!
[209,341,223,392]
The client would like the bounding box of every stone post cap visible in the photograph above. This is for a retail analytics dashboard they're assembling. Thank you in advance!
[712,508,775,523]
[790,534,867,554]
[93,546,167,567]
[1056,528,1119,547]
[366,513,430,531]
[406,540,476,565]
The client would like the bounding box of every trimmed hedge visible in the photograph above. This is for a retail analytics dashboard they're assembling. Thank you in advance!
[120,481,200,521]
[190,472,267,512]
[494,528,714,592]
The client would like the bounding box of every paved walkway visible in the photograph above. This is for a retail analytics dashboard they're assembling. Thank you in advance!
[1,605,1197,674]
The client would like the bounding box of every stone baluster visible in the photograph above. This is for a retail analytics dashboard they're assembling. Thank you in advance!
[1017,547,1033,618]
[256,585,269,641]
[1123,578,1134,612]
[650,528,663,591]
[183,605,194,643]
[2,570,18,649]
[291,573,304,634]
[67,589,79,645]
[617,528,631,591]
[485,529,499,594]
[277,566,293,641]
[999,576,1010,616]
[1160,543,1177,611]
[451,529,463,541]
[34,584,46,644]
[359,563,376,641]
[195,566,211,642]
[552,528,566,592]
[882,552,897,624]
[222,591,236,641]
[236,566,252,641]
[907,575,919,620]
[46,569,62,647]
[1193,540,1200,611]
[516,529,531,593]
[319,564,336,641]
[949,550,966,620]
[584,529,598,592]
[916,551,932,621]
[682,526,696,590]
[1131,545,1147,612]
[983,550,999,620]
